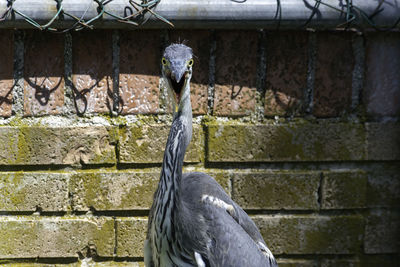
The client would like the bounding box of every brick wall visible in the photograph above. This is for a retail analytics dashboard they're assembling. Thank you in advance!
[0,29,399,266]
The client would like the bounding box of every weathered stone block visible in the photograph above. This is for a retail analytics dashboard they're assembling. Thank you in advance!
[0,126,116,165]
[0,261,143,266]
[359,255,400,267]
[321,171,367,209]
[69,168,231,211]
[0,264,60,267]
[277,259,316,267]
[119,124,203,163]
[366,123,400,161]
[72,31,113,114]
[84,262,143,267]
[70,171,158,211]
[313,33,353,117]
[207,122,365,162]
[321,259,360,267]
[367,167,400,208]
[24,31,64,116]
[119,31,160,114]
[0,172,69,212]
[265,32,308,117]
[364,209,400,254]
[214,31,258,116]
[169,30,210,115]
[116,217,147,257]
[0,30,14,118]
[232,171,320,210]
[90,262,143,267]
[253,215,364,254]
[0,216,114,258]
[364,33,400,117]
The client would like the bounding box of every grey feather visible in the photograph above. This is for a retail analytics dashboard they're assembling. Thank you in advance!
[145,44,277,267]
[178,172,277,267]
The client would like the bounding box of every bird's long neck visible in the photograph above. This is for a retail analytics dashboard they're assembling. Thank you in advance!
[153,84,192,234]
[160,88,192,192]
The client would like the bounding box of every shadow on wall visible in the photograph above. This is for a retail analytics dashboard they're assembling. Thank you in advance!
[17,29,358,118]
[0,31,14,117]
[24,31,65,116]
[0,83,14,116]
[23,30,115,116]
[71,31,114,115]
[19,30,309,117]
[263,31,310,117]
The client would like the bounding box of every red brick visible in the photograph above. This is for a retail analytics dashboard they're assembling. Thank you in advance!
[314,33,353,117]
[265,32,308,117]
[24,32,64,116]
[0,31,14,117]
[72,31,113,114]
[364,33,400,117]
[214,31,258,116]
[119,30,160,114]
[169,30,210,115]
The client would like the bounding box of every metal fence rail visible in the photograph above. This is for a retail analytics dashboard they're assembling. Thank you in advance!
[0,0,399,31]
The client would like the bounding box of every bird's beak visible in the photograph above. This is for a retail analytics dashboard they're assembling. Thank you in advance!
[171,69,185,85]
[169,65,188,104]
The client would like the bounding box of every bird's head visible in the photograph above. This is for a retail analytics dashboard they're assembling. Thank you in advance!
[162,43,193,109]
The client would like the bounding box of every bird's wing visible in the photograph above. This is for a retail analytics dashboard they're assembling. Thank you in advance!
[144,239,153,267]
[177,172,277,267]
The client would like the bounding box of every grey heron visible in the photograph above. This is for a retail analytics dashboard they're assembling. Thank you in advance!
[145,43,277,267]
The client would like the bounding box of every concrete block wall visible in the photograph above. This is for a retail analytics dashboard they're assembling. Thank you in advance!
[0,29,399,266]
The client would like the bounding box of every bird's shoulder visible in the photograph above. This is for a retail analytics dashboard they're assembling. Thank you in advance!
[180,172,230,205]
[176,172,277,267]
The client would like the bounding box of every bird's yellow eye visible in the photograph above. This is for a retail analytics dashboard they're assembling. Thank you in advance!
[187,59,194,67]
[161,57,168,66]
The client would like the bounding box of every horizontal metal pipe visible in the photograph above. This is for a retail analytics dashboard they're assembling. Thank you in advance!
[0,0,398,29]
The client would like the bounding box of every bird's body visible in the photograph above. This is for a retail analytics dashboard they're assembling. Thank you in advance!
[145,43,277,267]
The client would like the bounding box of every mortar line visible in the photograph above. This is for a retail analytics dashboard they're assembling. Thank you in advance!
[246,209,368,216]
[0,160,398,173]
[12,30,25,116]
[229,172,235,199]
[0,163,117,172]
[202,117,210,167]
[203,161,400,172]
[158,30,170,114]
[0,254,382,264]
[255,29,267,121]
[305,31,316,115]
[112,30,120,116]
[64,32,74,115]
[0,208,375,218]
[68,190,75,216]
[0,257,147,264]
[351,34,365,114]
[317,172,324,209]
[7,258,78,264]
[207,30,216,115]
[275,254,362,260]
[114,217,118,257]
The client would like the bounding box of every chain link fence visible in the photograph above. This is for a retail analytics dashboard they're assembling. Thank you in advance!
[0,0,173,31]
[299,0,400,31]
[0,0,399,32]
